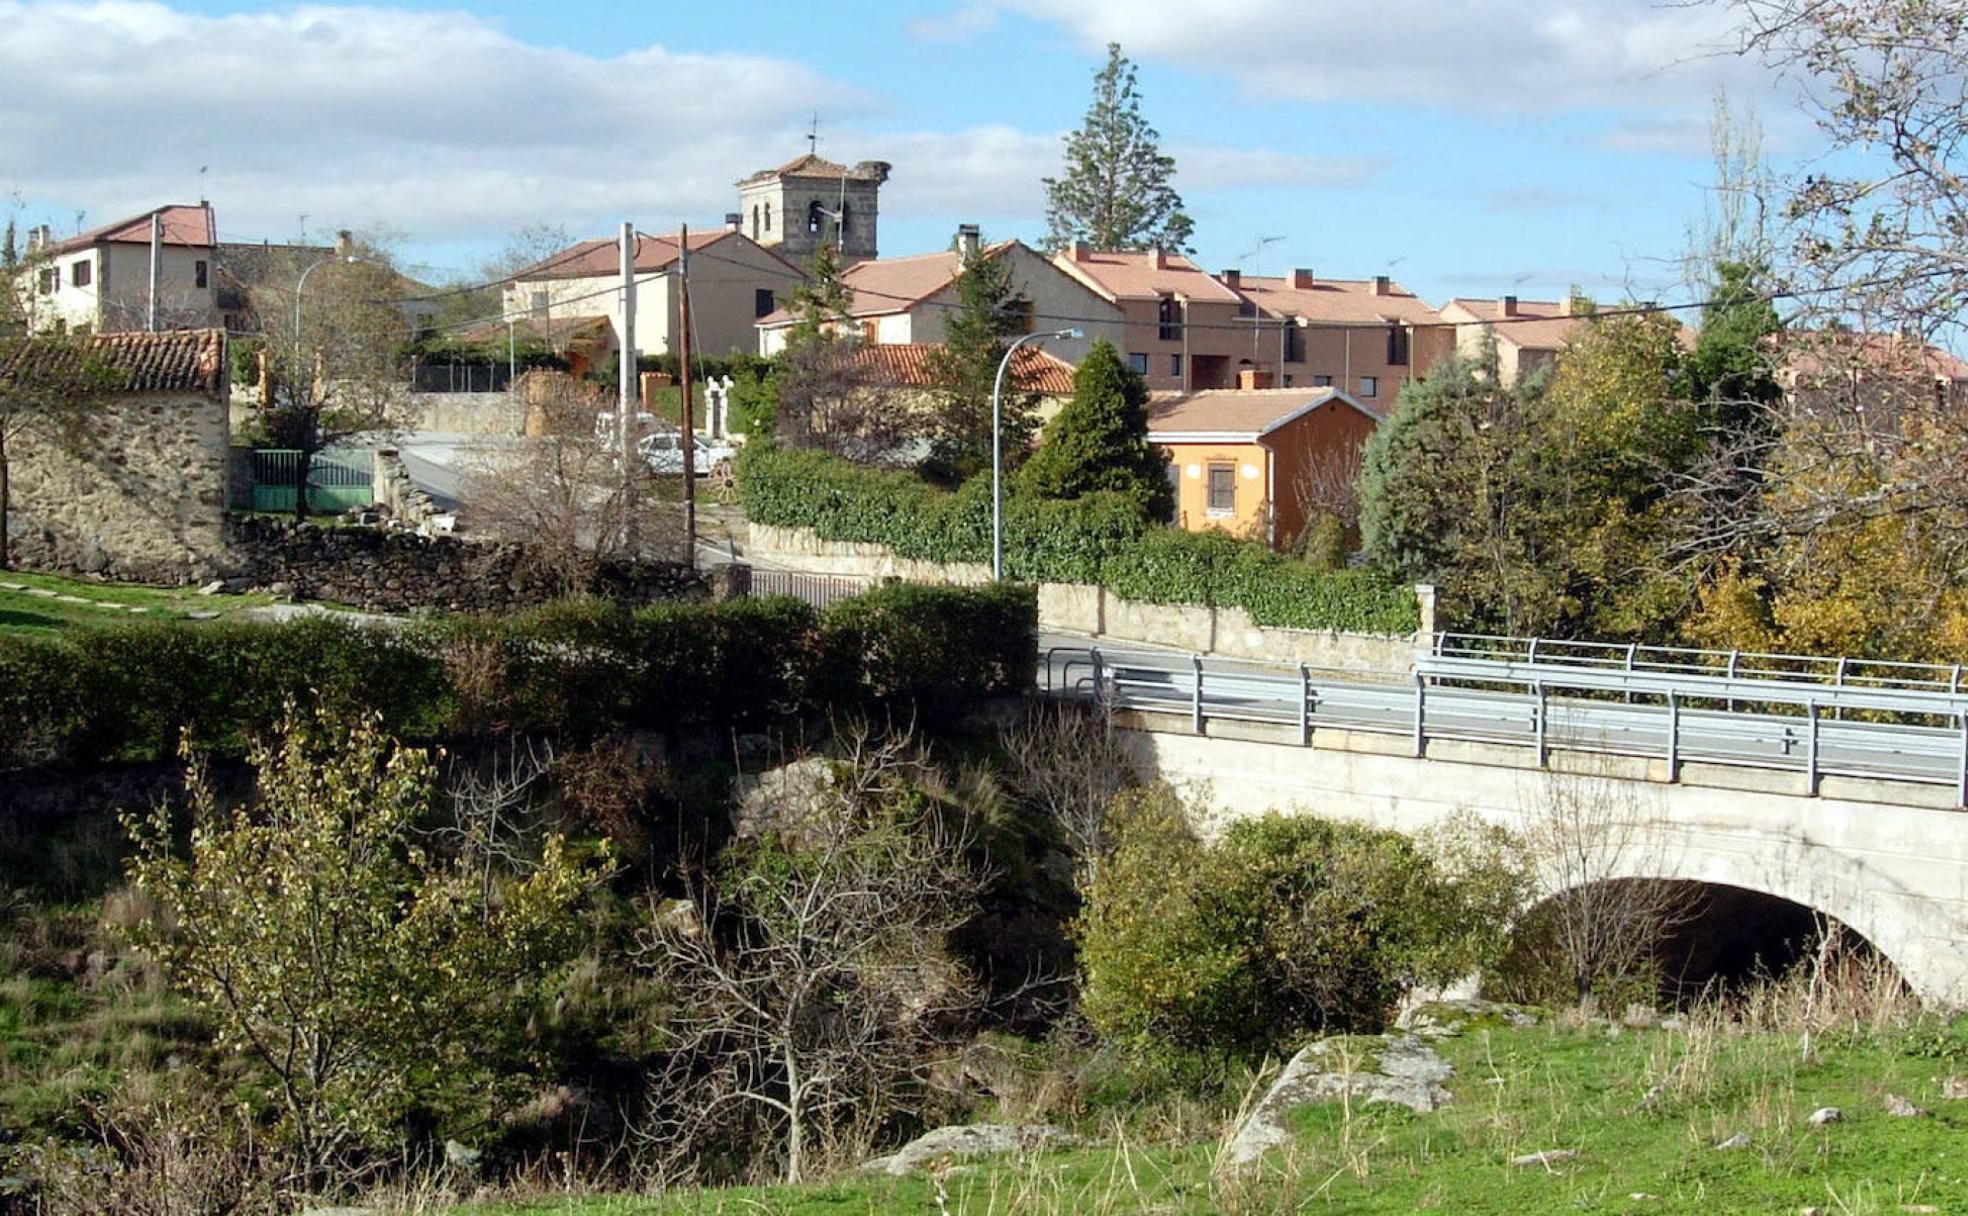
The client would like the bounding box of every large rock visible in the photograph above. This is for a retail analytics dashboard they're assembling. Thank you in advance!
[1396,998,1542,1040]
[1221,1033,1455,1169]
[862,1124,1083,1176]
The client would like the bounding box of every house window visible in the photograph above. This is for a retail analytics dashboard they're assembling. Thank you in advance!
[37,267,56,295]
[754,288,775,318]
[1359,375,1379,398]
[1128,352,1149,375]
[1283,322,1304,363]
[1312,374,1333,387]
[1169,353,1183,377]
[1157,295,1180,341]
[1206,463,1236,515]
[1005,298,1033,334]
[530,291,549,318]
[195,260,209,289]
[860,319,878,343]
[1282,374,1294,387]
[70,259,90,288]
[1386,324,1409,366]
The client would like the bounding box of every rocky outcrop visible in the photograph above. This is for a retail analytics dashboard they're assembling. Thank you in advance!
[862,1124,1084,1176]
[1221,1034,1455,1169]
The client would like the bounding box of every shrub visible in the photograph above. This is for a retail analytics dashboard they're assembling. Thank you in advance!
[1076,789,1514,1057]
[0,585,1028,769]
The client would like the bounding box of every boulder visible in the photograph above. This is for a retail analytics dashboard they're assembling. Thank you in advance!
[862,1124,1082,1177]
[1883,1092,1928,1117]
[1221,1033,1454,1169]
[1807,1106,1843,1125]
[1397,999,1542,1040]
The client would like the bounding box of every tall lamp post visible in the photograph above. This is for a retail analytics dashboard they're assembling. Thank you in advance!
[992,327,1083,581]
[293,253,362,368]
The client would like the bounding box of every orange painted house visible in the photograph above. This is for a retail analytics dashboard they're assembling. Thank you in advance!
[1146,387,1382,550]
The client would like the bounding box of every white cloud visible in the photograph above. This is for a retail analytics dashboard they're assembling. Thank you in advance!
[0,1,869,245]
[983,0,1778,112]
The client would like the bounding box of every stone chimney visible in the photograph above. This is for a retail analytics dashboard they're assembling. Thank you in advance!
[724,212,743,233]
[1150,248,1167,271]
[956,223,981,268]
[1291,268,1315,290]
[1238,367,1276,391]
[1068,240,1092,262]
[1372,275,1391,296]
[1220,268,1241,290]
[1499,295,1519,318]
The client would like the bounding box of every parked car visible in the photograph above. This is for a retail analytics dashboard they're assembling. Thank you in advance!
[640,429,735,477]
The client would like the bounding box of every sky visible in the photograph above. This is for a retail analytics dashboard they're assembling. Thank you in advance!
[0,0,1818,310]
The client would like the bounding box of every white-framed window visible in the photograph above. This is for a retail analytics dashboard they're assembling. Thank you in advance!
[1312,374,1332,387]
[1206,462,1236,515]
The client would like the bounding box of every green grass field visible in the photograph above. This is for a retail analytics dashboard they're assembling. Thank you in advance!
[456,1014,1968,1215]
[0,570,272,634]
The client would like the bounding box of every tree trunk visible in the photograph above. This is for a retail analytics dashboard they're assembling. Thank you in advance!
[0,429,10,570]
[783,1044,803,1186]
[293,447,312,521]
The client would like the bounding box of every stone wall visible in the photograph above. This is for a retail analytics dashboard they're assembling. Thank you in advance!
[372,447,443,531]
[749,522,1423,671]
[400,391,524,435]
[10,391,231,584]
[230,518,705,614]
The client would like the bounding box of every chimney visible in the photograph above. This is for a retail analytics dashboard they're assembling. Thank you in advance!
[1068,239,1091,262]
[27,224,50,253]
[1372,275,1391,296]
[1220,268,1241,289]
[1238,367,1276,391]
[724,212,743,233]
[1291,267,1314,290]
[335,229,355,257]
[956,223,981,268]
[1150,248,1167,271]
[1499,295,1519,318]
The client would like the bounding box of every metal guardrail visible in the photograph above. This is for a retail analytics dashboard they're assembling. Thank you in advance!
[1045,641,1968,804]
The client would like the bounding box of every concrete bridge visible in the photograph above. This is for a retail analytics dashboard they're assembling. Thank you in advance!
[1048,636,1968,1007]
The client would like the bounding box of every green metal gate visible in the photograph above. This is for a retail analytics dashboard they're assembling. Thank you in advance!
[251,449,374,513]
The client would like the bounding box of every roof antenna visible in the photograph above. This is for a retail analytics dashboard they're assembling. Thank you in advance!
[198,165,208,206]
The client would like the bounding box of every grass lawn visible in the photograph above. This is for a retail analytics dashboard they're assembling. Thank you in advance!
[459,1015,1968,1215]
[0,569,273,634]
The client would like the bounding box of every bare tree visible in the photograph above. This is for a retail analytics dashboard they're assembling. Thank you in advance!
[635,723,990,1185]
[773,337,920,466]
[459,370,684,591]
[1517,775,1701,1007]
[999,700,1132,891]
[1681,87,1776,299]
[250,233,413,519]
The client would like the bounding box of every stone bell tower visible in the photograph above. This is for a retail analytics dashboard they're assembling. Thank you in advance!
[735,151,890,266]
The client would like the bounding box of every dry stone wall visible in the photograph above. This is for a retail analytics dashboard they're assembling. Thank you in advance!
[230,519,705,614]
[8,391,231,584]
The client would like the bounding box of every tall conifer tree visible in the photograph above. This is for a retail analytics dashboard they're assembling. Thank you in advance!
[1043,43,1193,254]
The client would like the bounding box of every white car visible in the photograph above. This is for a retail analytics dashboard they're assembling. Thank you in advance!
[639,429,735,477]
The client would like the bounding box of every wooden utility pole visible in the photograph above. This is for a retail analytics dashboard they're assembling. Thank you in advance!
[678,224,697,567]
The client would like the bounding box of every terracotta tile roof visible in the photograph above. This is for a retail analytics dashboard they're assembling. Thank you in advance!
[1053,248,1244,304]
[844,342,1076,395]
[1231,274,1442,326]
[758,242,1019,325]
[510,229,795,282]
[1,328,227,394]
[1439,297,1585,350]
[1145,386,1378,437]
[45,203,216,257]
[1784,330,1968,383]
[736,153,892,187]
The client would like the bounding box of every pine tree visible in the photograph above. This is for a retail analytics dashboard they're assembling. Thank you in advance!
[924,245,1035,481]
[1019,339,1172,520]
[1043,43,1194,254]
[784,242,856,348]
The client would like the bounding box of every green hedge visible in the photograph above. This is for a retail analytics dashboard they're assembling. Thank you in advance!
[0,585,1037,770]
[738,445,1419,634]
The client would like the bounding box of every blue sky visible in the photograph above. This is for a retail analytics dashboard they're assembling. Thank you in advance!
[0,1,1812,310]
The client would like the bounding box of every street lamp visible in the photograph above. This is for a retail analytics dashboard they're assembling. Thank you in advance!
[992,326,1083,581]
[293,252,362,364]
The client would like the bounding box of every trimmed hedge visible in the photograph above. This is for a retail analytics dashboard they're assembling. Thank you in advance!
[738,445,1419,634]
[0,584,1037,770]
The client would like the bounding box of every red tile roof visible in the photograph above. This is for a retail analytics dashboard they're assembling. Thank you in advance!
[45,203,216,257]
[758,242,1019,325]
[1053,248,1244,304]
[1146,386,1378,437]
[509,229,795,282]
[1784,330,1968,383]
[1,328,226,394]
[736,153,892,187]
[845,342,1077,395]
[1231,274,1442,326]
[1439,297,1586,350]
